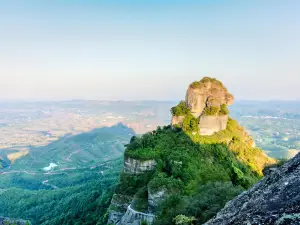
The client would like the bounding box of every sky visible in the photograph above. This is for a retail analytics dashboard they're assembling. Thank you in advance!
[0,0,299,101]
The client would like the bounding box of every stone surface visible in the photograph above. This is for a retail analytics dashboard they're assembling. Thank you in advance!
[199,115,228,135]
[119,205,154,225]
[185,79,234,118]
[108,158,158,224]
[124,157,157,174]
[171,116,185,127]
[205,153,300,225]
[148,187,167,212]
[107,194,133,225]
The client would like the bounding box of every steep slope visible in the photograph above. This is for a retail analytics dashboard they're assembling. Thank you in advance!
[206,153,300,225]
[0,159,122,225]
[0,124,134,225]
[107,78,275,225]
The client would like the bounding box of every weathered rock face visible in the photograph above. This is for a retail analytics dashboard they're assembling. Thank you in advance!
[171,77,234,135]
[185,78,234,118]
[124,157,157,174]
[199,115,228,135]
[107,194,133,225]
[171,116,185,127]
[0,217,30,225]
[119,205,155,225]
[108,158,158,225]
[148,186,167,212]
[205,153,300,225]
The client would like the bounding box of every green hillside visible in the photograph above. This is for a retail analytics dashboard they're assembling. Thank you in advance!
[116,119,275,224]
[0,123,134,224]
[0,159,122,225]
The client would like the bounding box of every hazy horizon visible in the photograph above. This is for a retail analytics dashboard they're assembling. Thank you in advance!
[1,1,299,101]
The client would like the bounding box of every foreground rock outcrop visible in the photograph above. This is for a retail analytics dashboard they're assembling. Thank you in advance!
[124,157,157,174]
[206,153,300,225]
[171,77,234,135]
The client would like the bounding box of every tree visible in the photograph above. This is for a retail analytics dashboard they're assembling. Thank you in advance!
[173,215,195,225]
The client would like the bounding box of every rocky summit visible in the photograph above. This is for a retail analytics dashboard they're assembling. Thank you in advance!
[107,78,276,225]
[171,77,234,135]
[206,153,300,225]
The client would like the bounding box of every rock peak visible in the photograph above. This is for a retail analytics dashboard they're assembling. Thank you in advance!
[171,77,234,135]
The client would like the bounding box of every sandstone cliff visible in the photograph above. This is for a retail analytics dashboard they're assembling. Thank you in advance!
[206,153,300,225]
[185,77,234,118]
[107,157,158,225]
[171,77,234,135]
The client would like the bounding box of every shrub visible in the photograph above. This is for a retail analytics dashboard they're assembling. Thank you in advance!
[204,106,219,116]
[182,114,199,133]
[219,104,229,115]
[173,215,195,225]
[171,101,190,116]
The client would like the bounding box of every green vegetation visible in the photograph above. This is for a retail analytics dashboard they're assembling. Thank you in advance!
[182,113,199,133]
[173,215,195,225]
[0,159,122,225]
[203,106,220,116]
[203,104,229,116]
[219,104,229,115]
[190,77,226,89]
[171,101,190,117]
[119,121,273,224]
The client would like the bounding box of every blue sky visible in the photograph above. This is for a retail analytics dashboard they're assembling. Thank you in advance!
[0,0,299,101]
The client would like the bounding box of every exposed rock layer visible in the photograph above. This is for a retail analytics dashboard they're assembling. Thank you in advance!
[206,153,300,225]
[124,157,157,174]
[171,77,234,135]
[119,205,154,225]
[108,194,133,225]
[171,116,185,127]
[108,158,158,225]
[199,115,228,135]
[185,79,234,118]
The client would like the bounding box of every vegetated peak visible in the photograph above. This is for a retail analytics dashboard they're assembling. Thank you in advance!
[171,77,234,135]
[188,77,234,104]
[107,78,276,225]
